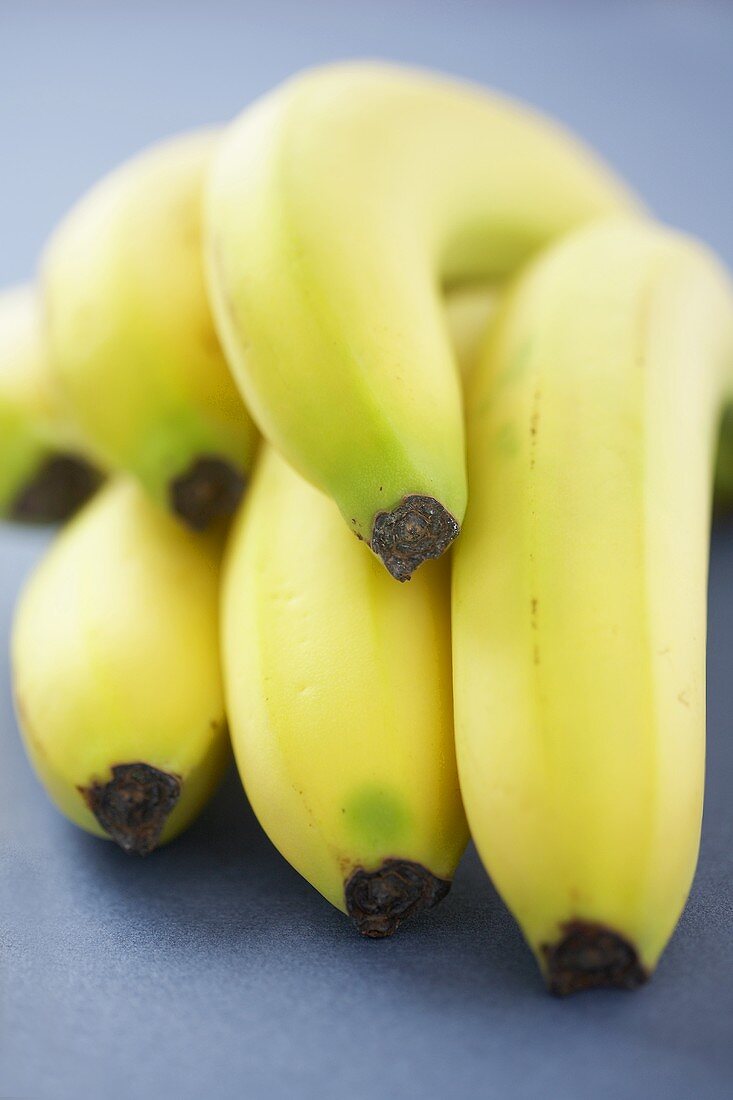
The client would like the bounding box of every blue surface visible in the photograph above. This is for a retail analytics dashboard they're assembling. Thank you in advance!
[1,3,733,1098]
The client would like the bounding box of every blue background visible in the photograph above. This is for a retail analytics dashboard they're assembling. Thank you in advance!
[1,2,732,1097]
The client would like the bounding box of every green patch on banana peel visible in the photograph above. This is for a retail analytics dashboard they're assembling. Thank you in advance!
[0,410,47,516]
[492,422,520,459]
[343,786,410,849]
[497,337,534,392]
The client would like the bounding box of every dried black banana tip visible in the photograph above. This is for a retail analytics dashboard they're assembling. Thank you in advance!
[542,920,648,996]
[80,762,181,856]
[370,495,460,581]
[10,454,102,523]
[169,456,245,530]
[345,858,451,937]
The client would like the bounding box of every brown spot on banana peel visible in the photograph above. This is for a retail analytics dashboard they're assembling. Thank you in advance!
[345,858,451,937]
[370,495,460,581]
[529,386,541,470]
[169,456,245,530]
[541,920,648,996]
[79,763,182,856]
[10,454,103,523]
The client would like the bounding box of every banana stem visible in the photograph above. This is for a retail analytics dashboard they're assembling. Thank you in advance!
[9,454,102,524]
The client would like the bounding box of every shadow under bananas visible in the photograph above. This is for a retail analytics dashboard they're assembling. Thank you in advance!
[26,524,733,1016]
[59,759,538,998]
[57,514,733,1013]
[27,736,729,1050]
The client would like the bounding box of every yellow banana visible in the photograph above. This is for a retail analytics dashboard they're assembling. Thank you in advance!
[223,446,466,935]
[0,284,101,521]
[12,478,229,854]
[444,285,497,383]
[206,62,639,579]
[453,216,733,994]
[43,129,257,530]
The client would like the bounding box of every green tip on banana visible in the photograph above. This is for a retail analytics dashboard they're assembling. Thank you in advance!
[0,284,103,523]
[206,61,640,578]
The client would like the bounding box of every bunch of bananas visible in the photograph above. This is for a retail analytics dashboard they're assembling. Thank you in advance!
[4,63,732,996]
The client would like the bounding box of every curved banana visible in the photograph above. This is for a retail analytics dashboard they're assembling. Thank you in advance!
[43,129,257,530]
[223,446,466,935]
[12,478,229,854]
[0,284,101,522]
[453,217,733,994]
[206,62,639,579]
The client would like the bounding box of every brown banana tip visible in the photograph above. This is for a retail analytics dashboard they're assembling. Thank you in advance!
[169,456,245,530]
[370,495,460,581]
[9,454,103,523]
[345,858,451,938]
[80,762,181,856]
[541,920,648,996]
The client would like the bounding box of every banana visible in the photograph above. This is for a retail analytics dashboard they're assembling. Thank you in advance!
[453,216,733,994]
[206,62,639,579]
[42,129,258,530]
[223,445,466,935]
[444,285,497,383]
[0,284,101,522]
[12,478,229,854]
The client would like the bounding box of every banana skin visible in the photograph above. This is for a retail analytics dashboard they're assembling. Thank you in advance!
[0,284,101,522]
[12,478,230,853]
[43,129,258,530]
[453,217,733,993]
[444,285,497,384]
[223,446,467,935]
[206,62,639,579]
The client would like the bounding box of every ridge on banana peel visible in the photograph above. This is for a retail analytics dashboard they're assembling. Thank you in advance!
[223,446,467,936]
[0,284,102,522]
[12,479,230,854]
[42,129,258,531]
[453,215,733,995]
[206,61,640,579]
